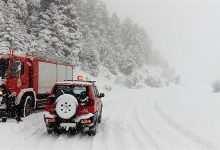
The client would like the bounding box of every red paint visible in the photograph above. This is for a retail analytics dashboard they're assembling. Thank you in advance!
[0,50,73,101]
[46,81,103,118]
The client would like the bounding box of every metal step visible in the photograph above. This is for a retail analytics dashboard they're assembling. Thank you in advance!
[36,99,47,109]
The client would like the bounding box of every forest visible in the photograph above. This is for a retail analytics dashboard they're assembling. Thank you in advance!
[0,0,178,87]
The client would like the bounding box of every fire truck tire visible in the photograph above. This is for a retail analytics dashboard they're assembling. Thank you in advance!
[21,94,34,117]
[2,117,7,123]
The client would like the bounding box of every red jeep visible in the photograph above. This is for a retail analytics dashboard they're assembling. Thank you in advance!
[44,77,104,136]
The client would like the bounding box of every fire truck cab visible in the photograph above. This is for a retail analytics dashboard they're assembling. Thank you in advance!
[0,50,73,118]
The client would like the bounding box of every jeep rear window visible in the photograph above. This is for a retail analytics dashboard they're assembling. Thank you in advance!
[53,85,88,99]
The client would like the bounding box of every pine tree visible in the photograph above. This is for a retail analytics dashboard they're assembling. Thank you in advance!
[27,0,80,62]
[79,32,99,76]
[0,0,28,51]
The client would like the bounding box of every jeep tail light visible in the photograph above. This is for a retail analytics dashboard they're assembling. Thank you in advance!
[81,119,91,124]
[45,118,55,124]
[45,95,56,114]
[45,105,55,114]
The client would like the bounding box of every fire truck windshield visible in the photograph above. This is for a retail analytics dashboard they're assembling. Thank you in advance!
[0,59,9,79]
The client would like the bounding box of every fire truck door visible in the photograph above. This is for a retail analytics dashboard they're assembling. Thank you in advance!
[9,61,28,92]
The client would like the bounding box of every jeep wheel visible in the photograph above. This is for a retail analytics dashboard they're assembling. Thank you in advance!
[47,128,53,134]
[22,95,34,117]
[54,127,62,135]
[69,128,76,135]
[98,109,102,124]
[88,121,98,136]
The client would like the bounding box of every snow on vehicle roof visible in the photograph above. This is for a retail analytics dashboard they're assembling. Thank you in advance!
[56,80,94,85]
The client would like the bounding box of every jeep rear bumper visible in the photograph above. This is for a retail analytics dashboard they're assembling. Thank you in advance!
[44,112,95,132]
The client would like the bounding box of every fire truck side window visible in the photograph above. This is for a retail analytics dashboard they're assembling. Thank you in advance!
[11,61,24,78]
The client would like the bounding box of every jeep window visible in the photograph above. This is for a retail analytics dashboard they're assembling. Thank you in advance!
[94,86,99,97]
[92,85,99,98]
[53,85,88,100]
[11,61,24,78]
[74,86,86,94]
[91,86,95,98]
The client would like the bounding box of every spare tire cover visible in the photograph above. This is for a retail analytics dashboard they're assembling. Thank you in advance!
[55,94,78,119]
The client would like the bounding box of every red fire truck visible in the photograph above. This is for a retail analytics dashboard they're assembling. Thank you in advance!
[0,50,73,117]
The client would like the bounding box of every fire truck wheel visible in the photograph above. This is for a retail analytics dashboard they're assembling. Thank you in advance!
[2,117,7,123]
[22,94,34,117]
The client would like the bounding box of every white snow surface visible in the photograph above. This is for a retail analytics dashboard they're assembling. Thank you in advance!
[1,84,220,150]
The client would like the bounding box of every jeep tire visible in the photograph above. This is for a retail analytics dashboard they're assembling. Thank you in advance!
[88,121,98,136]
[47,128,53,134]
[98,108,102,124]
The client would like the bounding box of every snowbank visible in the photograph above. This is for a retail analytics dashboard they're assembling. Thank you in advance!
[157,84,220,149]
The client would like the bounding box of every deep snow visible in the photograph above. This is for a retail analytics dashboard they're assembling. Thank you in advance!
[0,84,220,150]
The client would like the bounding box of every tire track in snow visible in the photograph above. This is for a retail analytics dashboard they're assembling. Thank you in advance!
[154,99,218,150]
[136,97,207,150]
[98,99,132,150]
[90,121,109,150]
[101,97,161,150]
[133,101,161,149]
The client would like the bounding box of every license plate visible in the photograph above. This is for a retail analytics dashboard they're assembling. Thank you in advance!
[60,123,76,128]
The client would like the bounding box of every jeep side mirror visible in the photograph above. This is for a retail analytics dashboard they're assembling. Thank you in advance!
[99,93,105,98]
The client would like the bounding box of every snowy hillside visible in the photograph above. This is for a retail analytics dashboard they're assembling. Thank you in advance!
[0,0,177,84]
[1,84,220,150]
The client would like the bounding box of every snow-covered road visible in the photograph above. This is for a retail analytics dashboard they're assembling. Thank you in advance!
[1,85,220,150]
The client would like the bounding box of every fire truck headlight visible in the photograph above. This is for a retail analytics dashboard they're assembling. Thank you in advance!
[12,92,17,96]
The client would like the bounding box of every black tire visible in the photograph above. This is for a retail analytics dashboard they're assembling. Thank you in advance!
[22,94,34,117]
[47,128,53,134]
[54,127,62,135]
[69,129,76,135]
[98,109,102,124]
[88,121,98,136]
[2,117,7,122]
[88,131,95,136]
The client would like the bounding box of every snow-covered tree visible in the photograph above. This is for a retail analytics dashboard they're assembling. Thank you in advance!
[0,0,171,84]
[0,0,28,51]
[79,32,99,76]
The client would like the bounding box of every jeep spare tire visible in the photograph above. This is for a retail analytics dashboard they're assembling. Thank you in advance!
[55,94,78,119]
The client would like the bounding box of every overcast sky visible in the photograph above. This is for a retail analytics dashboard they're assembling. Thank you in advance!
[103,0,220,84]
